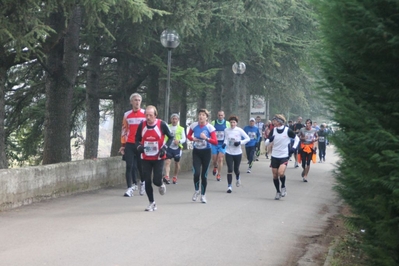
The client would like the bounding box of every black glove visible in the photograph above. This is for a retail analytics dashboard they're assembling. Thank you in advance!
[268,135,275,142]
[234,141,240,147]
[222,143,226,149]
[159,146,167,157]
[137,145,145,153]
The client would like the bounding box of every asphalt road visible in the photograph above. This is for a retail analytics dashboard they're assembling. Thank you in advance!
[0,146,340,266]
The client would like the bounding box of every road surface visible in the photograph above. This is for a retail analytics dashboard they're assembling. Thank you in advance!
[0,146,340,266]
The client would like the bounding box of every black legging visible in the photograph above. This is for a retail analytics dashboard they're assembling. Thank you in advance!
[225,153,242,185]
[192,148,211,195]
[300,149,312,168]
[141,159,164,203]
[245,146,256,166]
[255,139,262,156]
[124,142,143,187]
[318,143,326,160]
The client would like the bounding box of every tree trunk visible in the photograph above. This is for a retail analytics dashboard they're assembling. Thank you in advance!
[110,55,131,156]
[197,91,207,112]
[211,71,223,121]
[179,85,188,149]
[147,64,160,108]
[0,66,8,168]
[84,50,100,159]
[42,6,82,164]
[221,65,234,119]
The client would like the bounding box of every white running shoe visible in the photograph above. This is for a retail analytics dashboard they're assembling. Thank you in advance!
[236,177,241,187]
[247,168,251,173]
[275,192,281,200]
[192,190,200,201]
[201,195,207,203]
[159,184,166,195]
[139,181,145,196]
[227,186,232,193]
[124,187,134,197]
[145,202,157,211]
[281,187,287,197]
[132,184,138,191]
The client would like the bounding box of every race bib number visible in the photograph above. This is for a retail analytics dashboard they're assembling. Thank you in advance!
[195,139,207,149]
[228,138,236,146]
[144,141,159,156]
[305,133,314,142]
[319,136,325,142]
[216,131,225,141]
[248,132,257,140]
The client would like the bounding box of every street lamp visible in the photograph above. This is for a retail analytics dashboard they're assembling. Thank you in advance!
[160,29,180,122]
[232,62,246,114]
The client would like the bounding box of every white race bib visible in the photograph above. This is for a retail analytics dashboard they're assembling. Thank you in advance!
[195,139,207,149]
[228,138,236,146]
[216,131,225,141]
[144,141,159,156]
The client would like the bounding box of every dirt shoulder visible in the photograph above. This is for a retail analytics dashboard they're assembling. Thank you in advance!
[287,203,367,266]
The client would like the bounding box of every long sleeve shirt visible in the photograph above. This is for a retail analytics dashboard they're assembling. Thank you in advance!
[243,125,260,147]
[187,122,218,149]
[223,127,250,155]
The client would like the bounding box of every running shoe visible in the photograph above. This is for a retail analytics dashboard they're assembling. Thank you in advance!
[247,168,251,173]
[275,192,281,200]
[294,162,299,168]
[216,174,221,181]
[145,202,157,211]
[236,177,241,187]
[201,195,207,203]
[172,176,177,184]
[159,184,166,195]
[303,178,308,182]
[133,184,138,191]
[281,187,287,197]
[227,186,232,193]
[124,187,134,197]
[192,190,200,201]
[163,176,171,185]
[139,181,145,196]
[212,167,218,176]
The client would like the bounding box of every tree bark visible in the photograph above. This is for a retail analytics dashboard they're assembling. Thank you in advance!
[147,64,160,108]
[179,85,188,149]
[110,55,131,156]
[0,66,8,168]
[84,50,101,159]
[42,6,82,164]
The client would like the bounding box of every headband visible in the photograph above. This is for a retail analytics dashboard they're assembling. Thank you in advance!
[272,116,285,124]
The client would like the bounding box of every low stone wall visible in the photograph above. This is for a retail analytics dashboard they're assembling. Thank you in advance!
[0,150,193,212]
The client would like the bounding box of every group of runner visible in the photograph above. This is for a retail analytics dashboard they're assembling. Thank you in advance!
[119,93,327,211]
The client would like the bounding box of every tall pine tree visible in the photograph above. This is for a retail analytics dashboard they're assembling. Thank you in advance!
[312,0,399,264]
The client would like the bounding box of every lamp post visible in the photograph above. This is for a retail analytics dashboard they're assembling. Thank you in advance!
[232,62,246,114]
[160,29,180,122]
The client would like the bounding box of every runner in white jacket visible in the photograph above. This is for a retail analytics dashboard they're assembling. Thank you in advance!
[222,115,250,193]
[264,114,299,200]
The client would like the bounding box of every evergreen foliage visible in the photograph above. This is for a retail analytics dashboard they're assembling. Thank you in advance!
[2,0,320,165]
[311,0,399,264]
